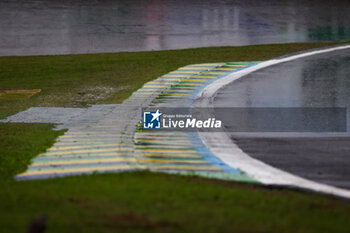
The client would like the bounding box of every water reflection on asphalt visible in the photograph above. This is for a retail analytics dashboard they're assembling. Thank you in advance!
[1,0,349,56]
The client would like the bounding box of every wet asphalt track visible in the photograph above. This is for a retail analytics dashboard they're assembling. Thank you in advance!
[1,0,349,56]
[214,48,350,190]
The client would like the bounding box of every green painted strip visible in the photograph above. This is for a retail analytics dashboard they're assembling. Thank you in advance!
[164,171,260,184]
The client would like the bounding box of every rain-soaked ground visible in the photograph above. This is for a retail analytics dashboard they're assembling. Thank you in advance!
[214,48,350,190]
[0,0,349,56]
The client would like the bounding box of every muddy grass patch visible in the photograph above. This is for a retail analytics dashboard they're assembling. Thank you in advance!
[35,86,130,107]
[73,86,129,106]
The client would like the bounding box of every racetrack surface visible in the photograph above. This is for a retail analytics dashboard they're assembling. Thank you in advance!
[232,136,350,189]
[214,48,350,190]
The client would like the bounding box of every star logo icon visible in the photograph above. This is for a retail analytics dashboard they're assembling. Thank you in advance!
[150,109,162,122]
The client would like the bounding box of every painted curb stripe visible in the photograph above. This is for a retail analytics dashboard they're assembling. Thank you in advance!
[16,61,257,180]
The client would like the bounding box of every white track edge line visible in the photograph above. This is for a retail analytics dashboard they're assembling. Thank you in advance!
[195,44,350,199]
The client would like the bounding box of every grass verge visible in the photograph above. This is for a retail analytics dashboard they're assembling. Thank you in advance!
[0,123,66,179]
[0,42,344,118]
[2,171,350,233]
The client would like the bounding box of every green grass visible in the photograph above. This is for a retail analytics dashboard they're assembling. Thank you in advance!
[1,172,350,233]
[0,42,343,118]
[1,42,350,232]
[0,123,66,179]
